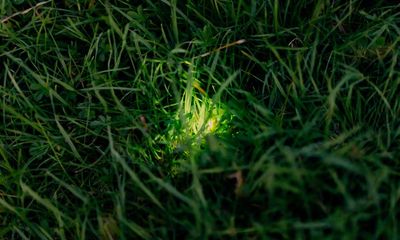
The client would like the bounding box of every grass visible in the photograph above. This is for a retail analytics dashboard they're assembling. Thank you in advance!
[0,0,399,239]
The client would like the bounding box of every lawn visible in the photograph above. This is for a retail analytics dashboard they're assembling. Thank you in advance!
[0,0,399,239]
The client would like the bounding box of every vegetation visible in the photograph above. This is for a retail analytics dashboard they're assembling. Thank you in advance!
[0,0,399,239]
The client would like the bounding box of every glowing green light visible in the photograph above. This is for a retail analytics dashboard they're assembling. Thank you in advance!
[159,61,233,155]
[207,118,217,132]
[165,92,231,152]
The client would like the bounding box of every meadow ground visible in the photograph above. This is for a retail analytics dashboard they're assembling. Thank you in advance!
[0,0,400,239]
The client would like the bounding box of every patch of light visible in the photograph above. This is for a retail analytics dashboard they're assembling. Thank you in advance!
[165,92,231,153]
[156,61,233,155]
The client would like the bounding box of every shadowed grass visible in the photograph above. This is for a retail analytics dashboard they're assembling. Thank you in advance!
[0,0,400,239]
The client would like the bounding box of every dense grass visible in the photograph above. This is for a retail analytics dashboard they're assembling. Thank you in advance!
[0,0,399,239]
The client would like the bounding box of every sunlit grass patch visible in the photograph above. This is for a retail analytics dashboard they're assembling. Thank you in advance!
[156,63,234,157]
[167,93,231,149]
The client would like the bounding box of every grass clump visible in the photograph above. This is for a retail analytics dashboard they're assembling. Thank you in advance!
[0,0,400,239]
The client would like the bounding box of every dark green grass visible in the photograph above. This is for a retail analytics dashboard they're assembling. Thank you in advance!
[1,0,400,239]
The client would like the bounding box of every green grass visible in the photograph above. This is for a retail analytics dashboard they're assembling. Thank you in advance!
[0,0,400,239]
